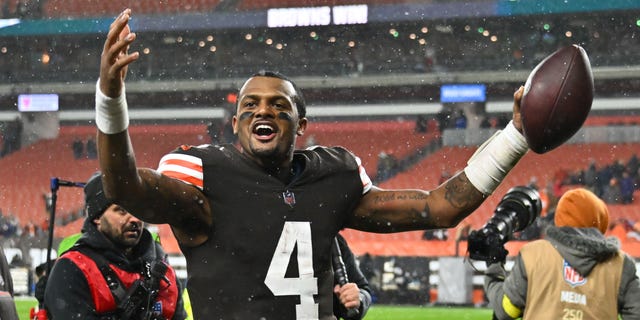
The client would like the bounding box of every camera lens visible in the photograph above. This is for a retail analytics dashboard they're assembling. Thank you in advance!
[467,186,542,263]
[489,186,542,238]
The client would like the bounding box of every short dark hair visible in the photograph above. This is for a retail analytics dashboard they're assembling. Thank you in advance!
[251,70,307,118]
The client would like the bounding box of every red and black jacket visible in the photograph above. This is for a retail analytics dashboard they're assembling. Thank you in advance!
[44,220,186,320]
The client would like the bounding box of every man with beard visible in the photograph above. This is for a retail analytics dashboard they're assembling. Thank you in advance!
[43,173,187,320]
[97,9,531,319]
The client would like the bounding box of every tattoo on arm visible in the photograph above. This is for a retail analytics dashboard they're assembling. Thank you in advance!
[373,192,398,204]
[444,174,483,209]
[371,192,434,227]
[373,192,428,204]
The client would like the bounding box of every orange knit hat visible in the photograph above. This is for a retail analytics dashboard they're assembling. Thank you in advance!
[554,188,609,234]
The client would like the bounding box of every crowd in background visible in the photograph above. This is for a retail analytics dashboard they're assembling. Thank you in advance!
[0,3,639,311]
[560,154,640,205]
[513,152,640,240]
[422,151,640,245]
[0,11,639,86]
[71,137,97,159]
[0,212,48,250]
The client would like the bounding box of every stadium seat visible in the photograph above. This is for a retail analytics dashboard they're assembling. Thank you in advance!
[0,124,207,238]
[43,0,222,18]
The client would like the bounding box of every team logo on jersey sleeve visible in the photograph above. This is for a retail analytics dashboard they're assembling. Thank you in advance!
[563,260,586,287]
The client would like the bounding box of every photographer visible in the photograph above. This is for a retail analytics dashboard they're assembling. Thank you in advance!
[44,173,187,320]
[483,188,640,319]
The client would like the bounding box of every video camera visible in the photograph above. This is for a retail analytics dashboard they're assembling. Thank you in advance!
[467,186,542,264]
[117,260,170,320]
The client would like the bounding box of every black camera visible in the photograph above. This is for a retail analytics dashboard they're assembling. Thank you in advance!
[467,186,542,264]
[117,260,170,320]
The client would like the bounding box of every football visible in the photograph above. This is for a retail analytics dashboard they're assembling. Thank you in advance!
[520,44,594,154]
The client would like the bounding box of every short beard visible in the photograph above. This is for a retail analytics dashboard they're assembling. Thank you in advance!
[101,221,141,250]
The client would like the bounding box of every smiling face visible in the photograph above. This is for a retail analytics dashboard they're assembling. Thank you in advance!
[233,75,307,169]
[94,204,143,251]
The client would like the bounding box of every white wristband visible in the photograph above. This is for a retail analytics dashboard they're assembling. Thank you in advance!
[463,121,528,195]
[95,80,129,134]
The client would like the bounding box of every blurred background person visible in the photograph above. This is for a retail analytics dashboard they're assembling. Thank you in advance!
[484,188,640,319]
[333,234,372,320]
[44,173,187,320]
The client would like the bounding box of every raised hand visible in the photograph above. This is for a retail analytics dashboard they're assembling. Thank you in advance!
[511,86,524,133]
[99,8,139,98]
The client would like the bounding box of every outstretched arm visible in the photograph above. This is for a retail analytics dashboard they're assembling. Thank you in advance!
[96,9,211,246]
[349,174,484,231]
[348,87,528,232]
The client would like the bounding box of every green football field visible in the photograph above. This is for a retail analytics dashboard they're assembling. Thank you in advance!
[15,296,493,320]
[366,305,493,319]
[15,297,37,320]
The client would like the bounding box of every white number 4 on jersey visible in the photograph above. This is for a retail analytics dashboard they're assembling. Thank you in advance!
[265,221,319,319]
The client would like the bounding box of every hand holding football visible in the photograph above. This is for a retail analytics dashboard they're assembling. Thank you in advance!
[520,45,594,154]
